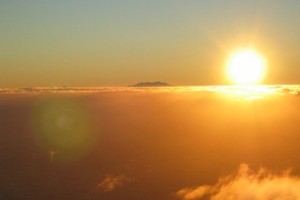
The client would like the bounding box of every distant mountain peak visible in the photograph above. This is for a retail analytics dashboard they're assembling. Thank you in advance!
[129,81,171,87]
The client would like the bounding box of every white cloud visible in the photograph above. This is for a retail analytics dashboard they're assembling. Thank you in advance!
[175,164,300,200]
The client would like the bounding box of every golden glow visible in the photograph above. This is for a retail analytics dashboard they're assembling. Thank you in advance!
[227,49,266,85]
[213,85,276,100]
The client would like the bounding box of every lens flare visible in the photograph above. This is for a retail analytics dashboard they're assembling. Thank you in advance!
[31,98,96,163]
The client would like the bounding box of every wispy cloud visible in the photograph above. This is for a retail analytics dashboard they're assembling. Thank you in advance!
[97,174,131,193]
[175,163,300,200]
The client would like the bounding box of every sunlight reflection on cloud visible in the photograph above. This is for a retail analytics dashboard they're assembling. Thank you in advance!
[1,85,300,101]
[176,164,300,200]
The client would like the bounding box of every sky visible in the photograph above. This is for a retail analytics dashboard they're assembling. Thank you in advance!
[1,0,300,87]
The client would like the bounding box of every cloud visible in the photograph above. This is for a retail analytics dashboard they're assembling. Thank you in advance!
[0,85,300,96]
[176,185,210,200]
[97,174,131,193]
[175,164,300,200]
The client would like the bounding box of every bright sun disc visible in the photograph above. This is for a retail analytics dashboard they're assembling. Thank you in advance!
[227,49,266,85]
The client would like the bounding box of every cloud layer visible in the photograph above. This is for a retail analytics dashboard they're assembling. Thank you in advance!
[1,85,300,96]
[176,164,300,200]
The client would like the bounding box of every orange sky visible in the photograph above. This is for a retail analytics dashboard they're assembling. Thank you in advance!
[1,1,300,87]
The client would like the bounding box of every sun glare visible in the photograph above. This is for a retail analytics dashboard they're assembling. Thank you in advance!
[227,49,266,85]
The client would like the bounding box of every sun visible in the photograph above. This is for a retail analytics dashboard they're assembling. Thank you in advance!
[227,48,267,85]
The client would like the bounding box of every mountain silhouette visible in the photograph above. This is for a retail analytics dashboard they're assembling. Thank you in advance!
[129,81,171,87]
